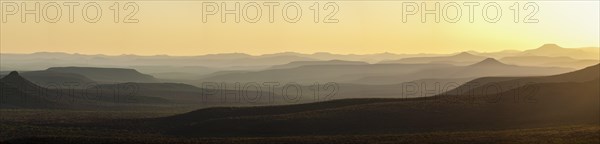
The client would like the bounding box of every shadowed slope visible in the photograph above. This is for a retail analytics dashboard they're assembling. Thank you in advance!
[443,64,599,96]
[152,65,599,137]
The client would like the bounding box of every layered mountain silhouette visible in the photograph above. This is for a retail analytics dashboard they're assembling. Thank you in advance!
[0,71,170,109]
[46,67,158,83]
[379,52,488,65]
[444,64,600,96]
[2,44,596,83]
[500,56,599,69]
[197,63,455,84]
[269,60,368,69]
[0,51,415,72]
[150,64,599,137]
[354,58,573,84]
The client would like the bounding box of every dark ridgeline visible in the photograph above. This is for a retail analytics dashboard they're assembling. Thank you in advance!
[150,64,600,137]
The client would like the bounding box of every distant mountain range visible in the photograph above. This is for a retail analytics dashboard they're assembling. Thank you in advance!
[379,44,598,68]
[500,56,599,69]
[354,58,573,84]
[199,58,573,85]
[1,44,597,81]
[379,52,488,65]
[197,63,456,84]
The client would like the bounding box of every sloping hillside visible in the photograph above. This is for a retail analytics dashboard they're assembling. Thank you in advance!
[152,65,599,137]
[354,58,573,84]
[444,64,599,96]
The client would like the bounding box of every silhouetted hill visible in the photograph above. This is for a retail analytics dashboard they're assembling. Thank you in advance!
[151,66,599,137]
[46,67,158,83]
[0,71,64,108]
[380,52,488,65]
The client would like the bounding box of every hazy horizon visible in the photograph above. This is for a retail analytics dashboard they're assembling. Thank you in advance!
[1,43,598,57]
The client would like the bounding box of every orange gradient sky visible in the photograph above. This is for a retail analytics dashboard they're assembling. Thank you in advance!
[1,1,598,55]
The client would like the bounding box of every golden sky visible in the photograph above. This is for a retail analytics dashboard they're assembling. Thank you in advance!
[1,1,598,55]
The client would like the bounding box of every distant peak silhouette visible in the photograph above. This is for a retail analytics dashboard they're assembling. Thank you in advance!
[454,52,477,57]
[469,58,506,67]
[538,44,563,50]
[2,71,23,80]
[7,71,19,76]
[0,71,36,87]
